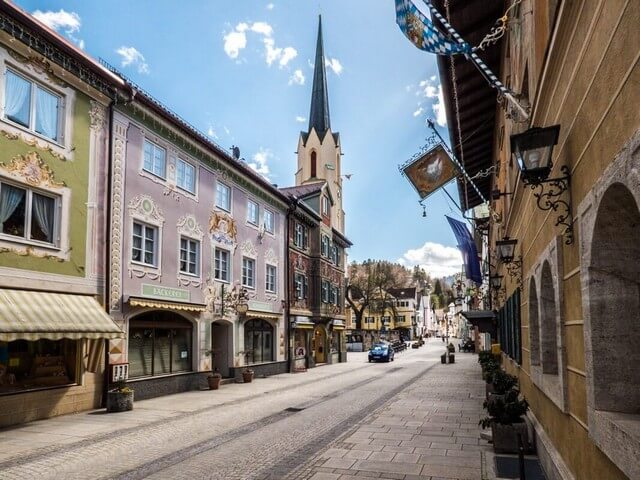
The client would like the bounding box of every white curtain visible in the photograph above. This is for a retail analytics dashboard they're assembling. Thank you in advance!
[0,185,25,231]
[35,88,58,140]
[32,194,54,243]
[5,71,31,124]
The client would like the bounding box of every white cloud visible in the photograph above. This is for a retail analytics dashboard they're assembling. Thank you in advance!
[249,147,273,178]
[325,57,343,75]
[33,9,84,49]
[288,69,305,86]
[224,21,296,69]
[224,126,231,136]
[414,78,447,127]
[295,116,306,123]
[116,46,150,74]
[398,242,462,278]
[266,3,275,10]
[33,9,80,33]
[413,106,424,117]
[207,125,218,139]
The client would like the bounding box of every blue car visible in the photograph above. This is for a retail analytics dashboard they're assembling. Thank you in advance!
[368,343,394,362]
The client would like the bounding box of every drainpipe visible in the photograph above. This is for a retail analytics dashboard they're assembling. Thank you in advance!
[285,199,298,373]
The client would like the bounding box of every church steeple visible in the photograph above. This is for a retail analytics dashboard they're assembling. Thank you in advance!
[308,15,330,138]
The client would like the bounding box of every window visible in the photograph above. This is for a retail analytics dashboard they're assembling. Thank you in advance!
[216,182,231,211]
[132,222,157,266]
[321,235,330,257]
[265,265,277,292]
[214,248,230,282]
[179,237,199,276]
[4,69,61,142]
[242,257,255,288]
[294,222,308,248]
[321,280,330,303]
[322,195,330,215]
[264,209,274,234]
[310,151,317,177]
[143,140,166,178]
[365,317,375,324]
[244,319,273,364]
[295,273,308,299]
[128,312,192,378]
[0,181,58,245]
[396,316,406,323]
[176,158,196,193]
[497,289,521,364]
[247,200,259,225]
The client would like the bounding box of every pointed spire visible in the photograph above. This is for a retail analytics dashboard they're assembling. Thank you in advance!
[308,15,331,138]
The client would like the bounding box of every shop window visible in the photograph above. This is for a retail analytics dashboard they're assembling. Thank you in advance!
[330,331,339,353]
[0,339,77,394]
[244,319,273,364]
[128,312,192,378]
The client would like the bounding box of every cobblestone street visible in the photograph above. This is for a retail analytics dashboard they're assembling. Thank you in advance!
[0,339,492,480]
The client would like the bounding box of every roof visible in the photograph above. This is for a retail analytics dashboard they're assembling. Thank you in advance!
[388,288,417,299]
[433,0,504,210]
[280,182,325,200]
[332,228,353,247]
[308,15,331,139]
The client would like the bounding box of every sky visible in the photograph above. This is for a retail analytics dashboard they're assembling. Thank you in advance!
[17,0,467,278]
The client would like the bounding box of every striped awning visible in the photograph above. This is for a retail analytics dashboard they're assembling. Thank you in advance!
[245,310,281,320]
[128,296,207,312]
[0,289,124,342]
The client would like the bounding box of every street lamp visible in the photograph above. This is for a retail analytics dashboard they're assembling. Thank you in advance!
[496,237,522,288]
[511,125,574,244]
[490,275,503,290]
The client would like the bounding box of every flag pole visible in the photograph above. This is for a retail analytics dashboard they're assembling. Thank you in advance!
[422,0,529,121]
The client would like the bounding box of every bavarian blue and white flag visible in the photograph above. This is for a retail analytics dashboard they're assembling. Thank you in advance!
[395,0,471,55]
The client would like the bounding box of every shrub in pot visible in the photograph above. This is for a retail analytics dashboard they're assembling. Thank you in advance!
[480,388,533,453]
[207,371,222,390]
[242,368,254,383]
[106,380,134,413]
[447,342,455,353]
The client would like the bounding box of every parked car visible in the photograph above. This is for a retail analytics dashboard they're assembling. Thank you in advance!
[368,343,394,363]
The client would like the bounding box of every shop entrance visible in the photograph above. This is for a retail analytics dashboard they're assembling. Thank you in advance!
[211,320,232,377]
[312,326,326,364]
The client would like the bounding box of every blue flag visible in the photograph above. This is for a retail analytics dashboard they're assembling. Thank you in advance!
[446,216,482,285]
[395,0,471,55]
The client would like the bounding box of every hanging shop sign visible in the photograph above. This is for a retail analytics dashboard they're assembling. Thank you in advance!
[401,143,457,201]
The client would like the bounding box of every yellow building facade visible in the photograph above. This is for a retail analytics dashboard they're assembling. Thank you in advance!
[438,1,638,479]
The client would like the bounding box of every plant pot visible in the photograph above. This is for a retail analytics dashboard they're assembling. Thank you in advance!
[106,391,134,413]
[448,353,455,364]
[207,374,222,390]
[491,421,534,454]
[441,353,447,364]
[242,370,254,383]
[486,382,495,398]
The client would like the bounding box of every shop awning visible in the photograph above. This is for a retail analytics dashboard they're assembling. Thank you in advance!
[461,310,495,333]
[0,289,124,341]
[245,310,281,320]
[128,296,207,312]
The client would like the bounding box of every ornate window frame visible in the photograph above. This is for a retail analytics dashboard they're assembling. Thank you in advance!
[176,214,204,287]
[0,47,76,161]
[127,195,164,280]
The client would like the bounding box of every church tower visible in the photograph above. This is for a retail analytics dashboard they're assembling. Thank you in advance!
[295,15,345,234]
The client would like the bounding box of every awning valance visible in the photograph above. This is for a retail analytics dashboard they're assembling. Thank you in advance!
[461,310,495,333]
[246,310,281,320]
[0,289,124,341]
[128,296,207,312]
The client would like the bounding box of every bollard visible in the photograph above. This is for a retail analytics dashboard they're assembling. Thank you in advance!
[517,432,526,480]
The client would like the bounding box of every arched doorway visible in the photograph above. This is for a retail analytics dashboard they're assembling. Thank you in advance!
[211,320,232,377]
[244,319,274,364]
[312,325,327,364]
[128,311,193,378]
[588,183,640,412]
[528,277,540,366]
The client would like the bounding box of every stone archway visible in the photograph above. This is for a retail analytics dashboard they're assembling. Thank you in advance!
[211,320,232,377]
[528,277,541,366]
[540,261,558,374]
[588,183,640,413]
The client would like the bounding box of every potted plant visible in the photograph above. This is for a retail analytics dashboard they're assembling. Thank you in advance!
[106,380,134,413]
[242,368,254,383]
[489,369,518,398]
[447,342,456,353]
[207,371,222,390]
[480,387,532,453]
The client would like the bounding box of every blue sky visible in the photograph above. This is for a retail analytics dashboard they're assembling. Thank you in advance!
[18,0,466,277]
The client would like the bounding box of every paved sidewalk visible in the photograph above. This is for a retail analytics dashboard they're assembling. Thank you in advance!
[287,349,494,480]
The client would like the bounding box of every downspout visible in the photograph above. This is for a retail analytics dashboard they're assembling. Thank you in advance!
[285,199,298,373]
[102,98,116,407]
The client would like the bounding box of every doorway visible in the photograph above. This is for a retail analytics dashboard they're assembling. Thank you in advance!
[312,326,326,364]
[211,321,232,377]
